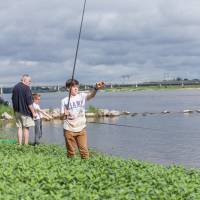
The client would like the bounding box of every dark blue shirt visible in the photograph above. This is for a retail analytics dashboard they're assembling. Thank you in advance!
[12,82,33,117]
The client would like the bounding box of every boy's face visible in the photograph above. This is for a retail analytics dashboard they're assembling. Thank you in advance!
[33,96,41,103]
[70,85,79,96]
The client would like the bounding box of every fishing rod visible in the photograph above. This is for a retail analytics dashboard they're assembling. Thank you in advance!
[67,0,87,109]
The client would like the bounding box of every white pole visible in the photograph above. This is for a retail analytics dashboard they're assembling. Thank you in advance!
[0,87,3,96]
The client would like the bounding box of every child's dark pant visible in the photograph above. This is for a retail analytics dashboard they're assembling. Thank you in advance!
[34,119,42,144]
[64,128,89,159]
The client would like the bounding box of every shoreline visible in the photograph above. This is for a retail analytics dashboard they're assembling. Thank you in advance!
[103,85,200,92]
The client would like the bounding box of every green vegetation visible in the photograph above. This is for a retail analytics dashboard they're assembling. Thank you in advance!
[0,144,200,199]
[86,105,100,113]
[104,85,200,92]
[0,139,16,144]
[0,104,14,117]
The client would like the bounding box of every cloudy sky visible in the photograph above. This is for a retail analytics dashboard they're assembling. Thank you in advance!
[0,0,200,86]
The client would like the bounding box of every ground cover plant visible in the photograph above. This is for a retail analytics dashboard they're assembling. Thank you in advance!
[0,144,200,199]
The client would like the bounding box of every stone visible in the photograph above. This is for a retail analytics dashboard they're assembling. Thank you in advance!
[183,109,193,113]
[51,108,61,118]
[98,109,110,116]
[161,110,170,114]
[1,112,13,120]
[131,113,138,117]
[142,112,148,116]
[43,109,50,114]
[109,110,121,116]
[85,113,97,117]
[121,111,130,115]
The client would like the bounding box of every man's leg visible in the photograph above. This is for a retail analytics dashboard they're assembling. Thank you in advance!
[24,127,29,145]
[64,130,76,158]
[18,128,23,145]
[15,112,23,145]
[22,116,34,145]
[76,129,89,159]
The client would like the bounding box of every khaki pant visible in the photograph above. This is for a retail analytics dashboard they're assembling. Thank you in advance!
[15,112,35,128]
[64,129,89,159]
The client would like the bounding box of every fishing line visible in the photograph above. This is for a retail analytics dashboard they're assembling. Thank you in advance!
[67,0,87,109]
[88,121,200,134]
[0,122,199,134]
[88,121,164,131]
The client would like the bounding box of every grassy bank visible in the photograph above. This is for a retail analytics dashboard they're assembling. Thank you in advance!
[104,85,200,92]
[86,105,100,113]
[0,104,14,116]
[0,144,200,199]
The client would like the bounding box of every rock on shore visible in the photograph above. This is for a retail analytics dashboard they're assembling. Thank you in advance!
[1,112,13,120]
[41,108,129,119]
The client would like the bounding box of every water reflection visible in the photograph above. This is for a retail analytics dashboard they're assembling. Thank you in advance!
[0,120,17,139]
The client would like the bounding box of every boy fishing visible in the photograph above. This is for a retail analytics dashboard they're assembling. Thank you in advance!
[61,79,104,159]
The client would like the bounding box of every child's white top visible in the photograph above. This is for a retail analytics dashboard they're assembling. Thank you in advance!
[61,92,88,132]
[33,102,42,120]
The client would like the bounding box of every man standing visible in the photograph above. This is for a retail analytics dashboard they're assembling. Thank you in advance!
[12,74,36,145]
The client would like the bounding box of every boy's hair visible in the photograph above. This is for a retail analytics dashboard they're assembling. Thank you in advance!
[32,93,41,100]
[65,79,79,89]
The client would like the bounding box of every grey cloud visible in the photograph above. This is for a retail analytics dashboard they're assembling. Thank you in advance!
[0,0,200,85]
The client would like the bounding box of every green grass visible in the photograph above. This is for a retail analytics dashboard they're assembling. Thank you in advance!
[86,105,100,113]
[0,144,200,199]
[0,104,14,117]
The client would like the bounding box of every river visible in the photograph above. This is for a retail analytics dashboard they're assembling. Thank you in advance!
[2,89,200,168]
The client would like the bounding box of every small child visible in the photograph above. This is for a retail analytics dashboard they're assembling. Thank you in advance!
[61,79,105,159]
[32,93,52,145]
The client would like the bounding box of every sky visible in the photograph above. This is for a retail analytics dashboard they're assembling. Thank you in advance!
[0,0,200,86]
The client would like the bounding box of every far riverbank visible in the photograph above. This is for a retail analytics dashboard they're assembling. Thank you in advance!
[104,84,200,92]
[1,83,200,94]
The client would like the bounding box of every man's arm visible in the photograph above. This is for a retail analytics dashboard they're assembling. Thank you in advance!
[29,104,36,118]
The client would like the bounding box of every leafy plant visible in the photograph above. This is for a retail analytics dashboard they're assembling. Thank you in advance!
[0,144,200,199]
[86,106,100,114]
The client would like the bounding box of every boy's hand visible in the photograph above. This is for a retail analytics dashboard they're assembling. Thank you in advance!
[32,112,37,119]
[64,107,70,116]
[95,81,105,90]
[48,116,53,120]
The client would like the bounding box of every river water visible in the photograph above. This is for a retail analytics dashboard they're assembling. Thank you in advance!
[2,89,200,168]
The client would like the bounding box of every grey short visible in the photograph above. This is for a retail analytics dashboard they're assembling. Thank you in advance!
[15,112,35,128]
